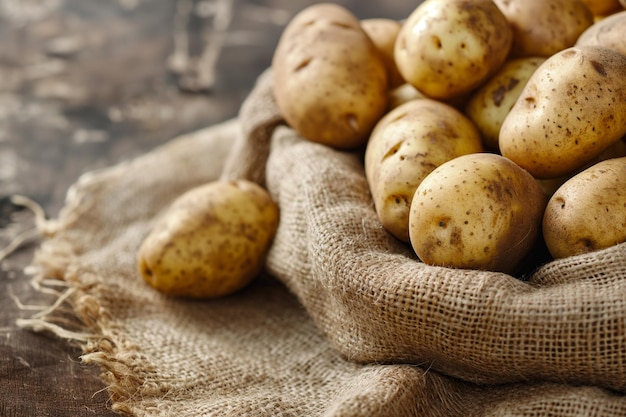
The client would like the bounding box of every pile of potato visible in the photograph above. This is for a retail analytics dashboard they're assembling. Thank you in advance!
[271,0,626,274]
[135,0,625,298]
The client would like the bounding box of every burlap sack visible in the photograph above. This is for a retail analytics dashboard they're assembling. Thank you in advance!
[28,68,626,416]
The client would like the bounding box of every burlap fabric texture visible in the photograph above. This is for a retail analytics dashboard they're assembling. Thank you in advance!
[30,68,626,416]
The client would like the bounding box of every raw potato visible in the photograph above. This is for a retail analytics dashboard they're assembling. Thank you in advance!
[576,11,626,56]
[394,0,512,100]
[493,0,594,57]
[361,18,405,88]
[365,99,484,242]
[579,0,622,16]
[499,46,626,179]
[465,57,545,151]
[387,83,426,110]
[137,180,279,298]
[272,3,388,149]
[535,136,626,197]
[543,157,626,259]
[409,153,547,273]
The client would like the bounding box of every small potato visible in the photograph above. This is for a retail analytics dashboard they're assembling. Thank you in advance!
[272,4,388,149]
[576,11,626,56]
[409,153,547,273]
[137,180,279,298]
[499,46,626,179]
[465,57,546,151]
[387,83,427,110]
[394,0,512,100]
[542,157,626,259]
[493,0,594,57]
[361,18,405,88]
[365,99,484,242]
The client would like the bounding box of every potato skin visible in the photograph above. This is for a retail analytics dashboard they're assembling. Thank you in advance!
[542,157,626,259]
[361,18,405,88]
[465,57,546,151]
[409,153,547,273]
[579,0,622,16]
[272,3,388,149]
[499,46,626,179]
[137,180,279,298]
[365,99,483,242]
[394,0,512,100]
[387,83,426,110]
[576,11,626,56]
[493,0,594,57]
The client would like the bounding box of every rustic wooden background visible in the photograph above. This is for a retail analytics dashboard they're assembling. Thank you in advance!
[0,1,416,415]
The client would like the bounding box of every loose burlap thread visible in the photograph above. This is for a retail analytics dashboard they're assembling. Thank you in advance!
[29,68,626,416]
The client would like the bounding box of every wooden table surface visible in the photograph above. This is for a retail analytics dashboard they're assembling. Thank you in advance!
[0,1,415,415]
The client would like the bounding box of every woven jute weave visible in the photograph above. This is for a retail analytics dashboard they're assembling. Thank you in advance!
[30,69,626,416]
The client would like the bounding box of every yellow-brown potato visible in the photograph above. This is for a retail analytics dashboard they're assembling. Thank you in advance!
[387,83,426,110]
[394,0,512,100]
[579,0,622,16]
[137,180,279,298]
[365,99,483,242]
[361,18,405,88]
[499,46,626,179]
[272,3,388,149]
[542,157,626,259]
[493,0,594,57]
[465,57,546,151]
[535,136,626,197]
[576,11,626,56]
[409,153,547,273]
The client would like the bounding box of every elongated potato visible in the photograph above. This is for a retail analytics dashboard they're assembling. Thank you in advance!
[543,157,626,259]
[465,57,545,151]
[499,46,626,178]
[137,180,279,298]
[365,99,484,242]
[272,3,388,149]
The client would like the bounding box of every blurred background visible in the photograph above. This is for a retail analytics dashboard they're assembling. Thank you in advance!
[0,1,416,415]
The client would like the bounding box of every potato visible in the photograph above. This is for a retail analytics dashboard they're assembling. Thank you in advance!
[465,57,546,151]
[365,99,484,242]
[579,0,622,16]
[272,3,388,149]
[493,0,594,57]
[361,18,405,88]
[576,11,626,56]
[394,0,512,100]
[535,136,626,197]
[136,180,279,298]
[542,157,626,259]
[499,46,626,179]
[409,153,547,273]
[387,83,426,110]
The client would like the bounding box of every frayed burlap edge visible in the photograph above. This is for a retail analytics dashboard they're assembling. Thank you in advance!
[19,118,239,416]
